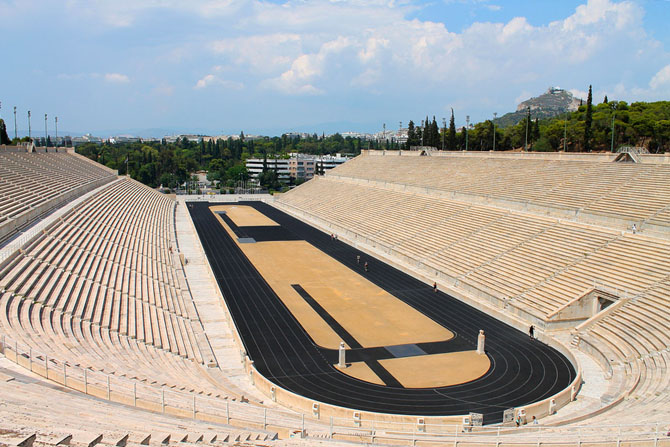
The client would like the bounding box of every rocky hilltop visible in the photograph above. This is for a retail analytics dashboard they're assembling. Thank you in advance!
[496,87,584,128]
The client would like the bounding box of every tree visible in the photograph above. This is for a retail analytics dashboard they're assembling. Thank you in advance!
[584,85,593,152]
[407,120,419,148]
[448,109,456,150]
[430,116,439,148]
[0,119,10,145]
[604,95,608,104]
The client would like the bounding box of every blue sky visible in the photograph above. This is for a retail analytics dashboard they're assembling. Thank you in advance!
[2,0,669,137]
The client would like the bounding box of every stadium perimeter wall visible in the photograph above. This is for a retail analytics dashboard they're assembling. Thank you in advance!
[241,337,581,427]
[361,149,670,164]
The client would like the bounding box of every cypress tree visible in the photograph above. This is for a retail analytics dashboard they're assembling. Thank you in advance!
[532,118,540,146]
[584,85,593,152]
[0,119,10,145]
[448,109,456,150]
[407,120,418,148]
[431,116,439,148]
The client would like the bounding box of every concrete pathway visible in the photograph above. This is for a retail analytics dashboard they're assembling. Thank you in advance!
[174,199,267,404]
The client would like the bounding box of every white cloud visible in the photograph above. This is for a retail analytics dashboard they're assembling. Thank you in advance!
[64,0,248,27]
[104,73,130,83]
[650,65,670,90]
[351,68,382,88]
[569,89,588,102]
[211,33,302,74]
[16,0,669,130]
[358,37,390,63]
[264,36,353,95]
[196,0,663,107]
[194,74,244,90]
[561,0,640,32]
[57,72,130,84]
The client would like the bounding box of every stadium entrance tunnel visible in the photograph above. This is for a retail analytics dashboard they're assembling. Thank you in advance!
[546,288,622,329]
[187,201,578,425]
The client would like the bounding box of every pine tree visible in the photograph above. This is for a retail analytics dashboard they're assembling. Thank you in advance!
[448,109,456,150]
[584,85,593,152]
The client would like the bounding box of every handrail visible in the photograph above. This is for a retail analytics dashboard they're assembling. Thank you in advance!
[0,333,667,444]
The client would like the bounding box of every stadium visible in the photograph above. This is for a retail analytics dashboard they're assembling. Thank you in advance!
[1,144,670,447]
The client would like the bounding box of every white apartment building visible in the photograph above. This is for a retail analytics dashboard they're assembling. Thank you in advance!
[246,153,351,183]
[245,157,292,183]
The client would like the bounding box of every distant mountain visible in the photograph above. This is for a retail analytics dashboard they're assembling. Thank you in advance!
[496,87,583,128]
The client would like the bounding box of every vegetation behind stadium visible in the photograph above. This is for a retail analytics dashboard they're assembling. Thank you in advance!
[58,97,670,190]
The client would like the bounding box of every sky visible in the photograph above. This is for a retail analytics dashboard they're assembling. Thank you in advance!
[1,0,670,137]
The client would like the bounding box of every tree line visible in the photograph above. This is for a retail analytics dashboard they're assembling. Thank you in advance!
[44,96,670,191]
[406,95,670,153]
[75,133,370,190]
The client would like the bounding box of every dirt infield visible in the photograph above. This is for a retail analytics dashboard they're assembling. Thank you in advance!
[213,205,492,388]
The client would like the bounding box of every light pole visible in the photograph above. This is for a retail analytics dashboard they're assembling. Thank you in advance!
[442,118,446,150]
[524,106,530,151]
[44,114,48,147]
[28,111,31,141]
[492,112,497,151]
[563,111,568,152]
[383,123,386,149]
[465,115,470,152]
[13,106,17,140]
[55,117,58,147]
[421,120,425,146]
[610,105,616,152]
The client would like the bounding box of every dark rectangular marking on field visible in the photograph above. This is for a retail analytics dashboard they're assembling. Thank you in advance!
[291,283,403,388]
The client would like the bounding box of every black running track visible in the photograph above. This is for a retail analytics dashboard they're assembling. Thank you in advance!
[188,201,575,424]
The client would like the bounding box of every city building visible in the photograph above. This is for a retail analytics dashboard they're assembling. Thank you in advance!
[71,133,104,146]
[289,155,316,180]
[246,153,351,183]
[109,135,141,144]
[245,157,292,183]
